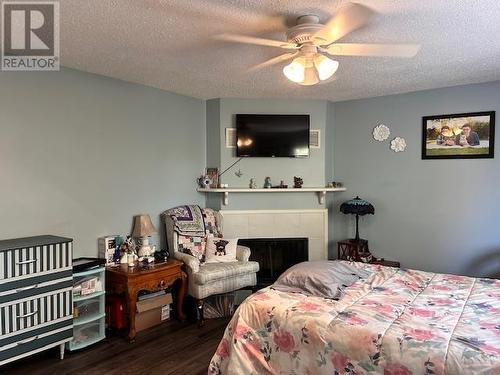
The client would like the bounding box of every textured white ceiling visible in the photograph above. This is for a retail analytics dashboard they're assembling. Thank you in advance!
[61,0,500,101]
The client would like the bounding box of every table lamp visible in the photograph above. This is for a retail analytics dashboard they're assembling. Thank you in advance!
[132,214,157,257]
[340,196,375,241]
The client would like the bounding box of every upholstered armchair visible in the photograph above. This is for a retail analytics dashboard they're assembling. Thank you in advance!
[162,208,259,324]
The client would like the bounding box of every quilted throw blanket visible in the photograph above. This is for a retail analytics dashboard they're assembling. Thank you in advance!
[209,261,500,375]
[165,205,205,236]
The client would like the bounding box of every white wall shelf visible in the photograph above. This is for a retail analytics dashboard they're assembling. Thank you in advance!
[197,187,346,205]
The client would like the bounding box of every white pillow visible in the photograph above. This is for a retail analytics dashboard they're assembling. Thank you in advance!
[205,237,238,263]
[273,261,372,299]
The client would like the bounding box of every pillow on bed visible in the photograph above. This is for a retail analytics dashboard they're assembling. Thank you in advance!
[272,261,372,299]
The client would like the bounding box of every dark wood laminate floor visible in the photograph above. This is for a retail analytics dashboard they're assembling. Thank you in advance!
[1,318,229,375]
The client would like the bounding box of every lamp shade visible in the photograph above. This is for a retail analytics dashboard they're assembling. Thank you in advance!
[131,214,157,237]
[340,196,375,216]
[340,197,374,242]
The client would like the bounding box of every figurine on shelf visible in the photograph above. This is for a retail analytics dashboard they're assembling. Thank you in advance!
[278,180,288,189]
[197,174,211,188]
[249,178,257,189]
[264,177,272,189]
[119,236,138,267]
[293,176,303,188]
[327,181,343,188]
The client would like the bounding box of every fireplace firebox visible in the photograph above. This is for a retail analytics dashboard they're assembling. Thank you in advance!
[238,238,308,288]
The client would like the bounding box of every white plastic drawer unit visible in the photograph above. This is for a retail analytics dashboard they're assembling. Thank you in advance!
[74,295,102,323]
[73,272,104,299]
[70,318,105,350]
[67,266,105,351]
[0,235,73,366]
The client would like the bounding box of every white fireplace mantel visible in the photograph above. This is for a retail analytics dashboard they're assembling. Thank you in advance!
[197,187,346,205]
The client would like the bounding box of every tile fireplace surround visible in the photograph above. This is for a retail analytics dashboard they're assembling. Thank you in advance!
[220,209,328,261]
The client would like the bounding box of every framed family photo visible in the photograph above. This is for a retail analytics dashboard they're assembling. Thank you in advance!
[422,111,495,159]
[205,167,219,188]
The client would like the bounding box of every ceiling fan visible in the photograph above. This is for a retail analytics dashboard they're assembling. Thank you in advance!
[214,3,420,86]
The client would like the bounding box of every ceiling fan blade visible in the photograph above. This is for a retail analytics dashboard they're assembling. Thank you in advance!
[247,52,299,72]
[326,43,421,57]
[314,3,376,45]
[214,34,297,49]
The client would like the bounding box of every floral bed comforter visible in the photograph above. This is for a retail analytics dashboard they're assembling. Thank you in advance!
[209,261,500,374]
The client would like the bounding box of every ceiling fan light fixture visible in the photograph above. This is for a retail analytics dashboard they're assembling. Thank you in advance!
[217,5,421,88]
[300,65,319,86]
[314,54,339,81]
[283,57,306,83]
[284,53,337,85]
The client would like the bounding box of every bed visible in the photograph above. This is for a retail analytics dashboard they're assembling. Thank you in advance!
[209,261,500,374]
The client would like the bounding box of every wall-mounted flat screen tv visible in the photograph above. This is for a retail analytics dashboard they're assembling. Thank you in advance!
[236,114,310,157]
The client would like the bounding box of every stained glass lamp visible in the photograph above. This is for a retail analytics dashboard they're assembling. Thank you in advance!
[340,196,375,241]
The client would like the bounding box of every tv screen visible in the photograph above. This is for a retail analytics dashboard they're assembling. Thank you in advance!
[236,114,310,157]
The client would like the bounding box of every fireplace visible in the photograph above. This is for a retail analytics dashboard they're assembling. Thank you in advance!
[238,238,308,288]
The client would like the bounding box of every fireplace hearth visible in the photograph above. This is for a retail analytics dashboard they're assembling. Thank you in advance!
[238,238,308,288]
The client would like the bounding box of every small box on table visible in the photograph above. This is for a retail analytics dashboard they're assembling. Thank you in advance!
[98,235,121,265]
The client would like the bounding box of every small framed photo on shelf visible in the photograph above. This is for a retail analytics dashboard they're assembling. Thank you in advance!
[205,167,219,188]
[422,111,495,159]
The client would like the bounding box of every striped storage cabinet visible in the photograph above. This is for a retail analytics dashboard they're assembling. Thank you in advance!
[0,235,73,366]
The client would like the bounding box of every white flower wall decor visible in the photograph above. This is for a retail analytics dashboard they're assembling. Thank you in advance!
[390,137,407,152]
[373,124,390,141]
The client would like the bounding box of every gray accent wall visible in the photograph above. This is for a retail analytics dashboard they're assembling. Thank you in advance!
[329,81,500,277]
[0,68,206,257]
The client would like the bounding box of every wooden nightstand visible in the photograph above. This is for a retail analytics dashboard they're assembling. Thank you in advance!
[106,259,187,341]
[337,239,370,261]
[337,239,400,268]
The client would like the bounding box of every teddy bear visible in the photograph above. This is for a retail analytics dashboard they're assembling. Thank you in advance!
[214,239,229,256]
[293,176,304,188]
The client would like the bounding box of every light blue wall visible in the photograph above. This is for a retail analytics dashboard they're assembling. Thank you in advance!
[205,99,222,210]
[2,66,498,277]
[325,101,336,257]
[329,81,500,277]
[206,98,330,210]
[0,68,206,257]
[206,99,221,168]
